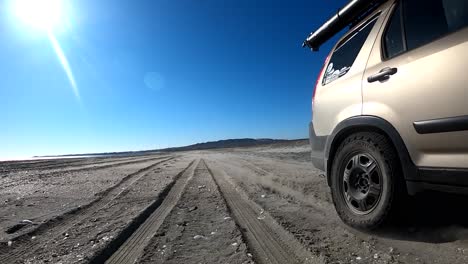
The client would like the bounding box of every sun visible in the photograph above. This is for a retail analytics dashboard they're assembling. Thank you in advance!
[12,0,65,31]
[11,0,80,101]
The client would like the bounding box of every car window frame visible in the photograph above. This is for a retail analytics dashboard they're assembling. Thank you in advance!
[381,1,407,60]
[381,0,468,61]
[322,13,381,86]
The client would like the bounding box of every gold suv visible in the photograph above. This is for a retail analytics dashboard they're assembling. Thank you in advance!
[304,0,468,229]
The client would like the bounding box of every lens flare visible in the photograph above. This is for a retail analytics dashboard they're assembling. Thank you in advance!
[48,33,80,101]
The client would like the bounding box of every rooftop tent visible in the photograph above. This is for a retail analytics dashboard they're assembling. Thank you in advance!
[303,0,388,51]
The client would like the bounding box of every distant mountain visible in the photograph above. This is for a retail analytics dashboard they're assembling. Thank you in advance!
[34,138,307,158]
[161,138,299,152]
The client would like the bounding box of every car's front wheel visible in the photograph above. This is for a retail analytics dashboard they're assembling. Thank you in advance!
[330,132,403,229]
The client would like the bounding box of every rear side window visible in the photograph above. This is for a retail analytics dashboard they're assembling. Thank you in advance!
[383,4,405,58]
[404,0,448,50]
[443,0,468,32]
[383,0,468,59]
[322,17,378,85]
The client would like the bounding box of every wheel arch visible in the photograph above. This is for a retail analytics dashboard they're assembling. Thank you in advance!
[325,116,418,187]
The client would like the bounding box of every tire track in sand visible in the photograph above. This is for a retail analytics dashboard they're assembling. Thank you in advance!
[1,156,171,190]
[0,157,175,263]
[35,155,171,180]
[206,160,323,264]
[138,159,252,264]
[99,159,199,264]
[0,155,150,174]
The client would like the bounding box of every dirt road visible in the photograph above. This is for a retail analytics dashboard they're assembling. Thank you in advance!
[1,143,468,263]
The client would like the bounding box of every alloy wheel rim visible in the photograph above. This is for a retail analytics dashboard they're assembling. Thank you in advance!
[342,153,382,215]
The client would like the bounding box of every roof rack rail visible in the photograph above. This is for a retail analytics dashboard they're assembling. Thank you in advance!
[302,0,388,51]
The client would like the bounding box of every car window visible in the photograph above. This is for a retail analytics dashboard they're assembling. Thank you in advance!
[403,0,468,51]
[443,0,468,32]
[383,3,404,58]
[322,17,378,85]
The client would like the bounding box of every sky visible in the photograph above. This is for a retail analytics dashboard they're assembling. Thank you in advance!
[1,0,346,159]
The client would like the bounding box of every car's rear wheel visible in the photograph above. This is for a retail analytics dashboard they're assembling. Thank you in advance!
[330,132,403,229]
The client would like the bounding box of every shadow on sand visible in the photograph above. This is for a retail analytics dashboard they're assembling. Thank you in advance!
[365,191,468,243]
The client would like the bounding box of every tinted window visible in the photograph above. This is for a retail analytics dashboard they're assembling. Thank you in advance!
[403,0,468,50]
[443,0,468,31]
[383,4,404,58]
[322,18,378,85]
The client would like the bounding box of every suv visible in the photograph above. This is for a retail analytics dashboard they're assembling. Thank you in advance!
[304,0,468,229]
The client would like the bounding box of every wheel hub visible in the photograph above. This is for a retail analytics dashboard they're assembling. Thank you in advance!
[356,174,370,193]
[342,153,382,215]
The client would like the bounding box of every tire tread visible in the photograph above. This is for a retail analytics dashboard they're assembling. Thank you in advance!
[330,132,401,229]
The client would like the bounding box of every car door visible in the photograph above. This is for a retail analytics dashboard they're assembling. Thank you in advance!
[362,0,468,169]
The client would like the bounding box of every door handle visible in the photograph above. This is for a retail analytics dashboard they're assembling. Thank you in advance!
[367,67,398,83]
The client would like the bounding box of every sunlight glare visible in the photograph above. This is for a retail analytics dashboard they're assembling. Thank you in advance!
[11,0,80,102]
[13,0,64,31]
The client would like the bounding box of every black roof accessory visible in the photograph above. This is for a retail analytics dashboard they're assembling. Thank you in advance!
[303,0,388,51]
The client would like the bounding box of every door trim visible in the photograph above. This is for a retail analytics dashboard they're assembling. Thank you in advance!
[413,115,468,134]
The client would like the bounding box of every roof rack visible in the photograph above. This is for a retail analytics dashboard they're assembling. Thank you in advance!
[302,0,388,51]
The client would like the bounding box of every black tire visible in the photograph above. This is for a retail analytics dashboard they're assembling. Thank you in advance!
[330,132,404,229]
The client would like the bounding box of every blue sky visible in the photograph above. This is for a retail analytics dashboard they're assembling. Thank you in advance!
[1,0,345,159]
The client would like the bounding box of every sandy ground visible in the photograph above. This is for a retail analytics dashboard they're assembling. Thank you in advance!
[1,143,468,263]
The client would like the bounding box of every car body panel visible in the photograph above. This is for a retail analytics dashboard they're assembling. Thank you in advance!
[312,3,391,137]
[362,2,468,168]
